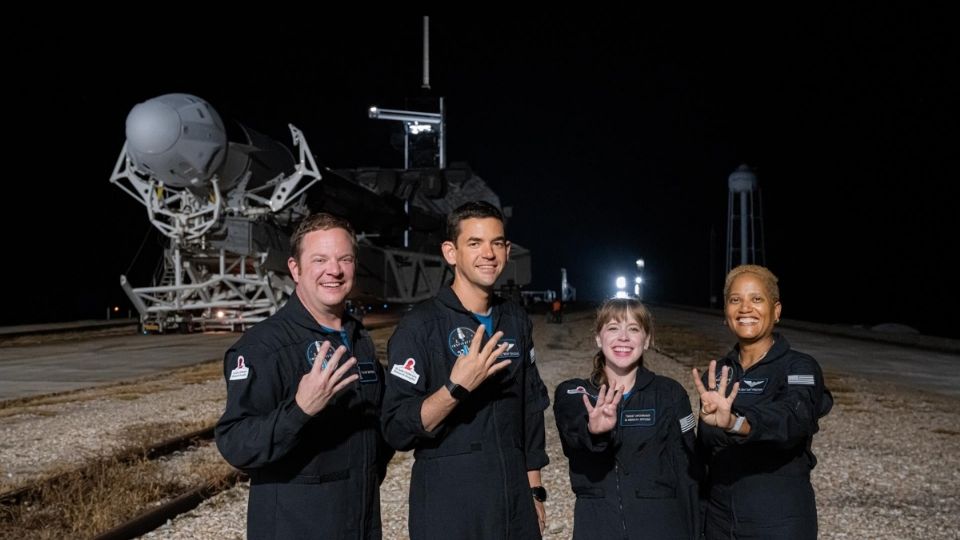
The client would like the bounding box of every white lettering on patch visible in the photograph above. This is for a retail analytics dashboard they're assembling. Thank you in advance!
[390,358,421,384]
[229,356,250,381]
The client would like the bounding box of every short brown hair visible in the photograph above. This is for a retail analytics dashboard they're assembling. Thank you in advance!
[446,201,504,242]
[590,298,655,387]
[290,213,357,260]
[724,264,780,302]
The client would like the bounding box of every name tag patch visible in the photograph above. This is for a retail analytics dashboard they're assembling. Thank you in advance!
[357,362,378,384]
[620,409,656,427]
[497,339,520,359]
[738,378,768,394]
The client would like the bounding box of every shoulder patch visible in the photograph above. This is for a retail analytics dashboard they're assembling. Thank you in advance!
[229,356,250,381]
[390,358,421,384]
[566,385,597,400]
[679,412,696,433]
[788,374,815,386]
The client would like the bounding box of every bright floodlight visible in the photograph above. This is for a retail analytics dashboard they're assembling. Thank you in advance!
[616,276,627,289]
[614,291,630,299]
[636,259,644,269]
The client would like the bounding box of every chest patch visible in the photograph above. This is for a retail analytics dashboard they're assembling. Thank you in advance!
[448,327,477,357]
[306,340,336,369]
[738,378,768,394]
[357,361,378,384]
[620,409,656,427]
[497,338,520,359]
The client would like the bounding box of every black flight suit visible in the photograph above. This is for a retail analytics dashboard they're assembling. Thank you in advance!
[381,286,550,540]
[697,334,833,540]
[215,293,392,540]
[554,368,701,540]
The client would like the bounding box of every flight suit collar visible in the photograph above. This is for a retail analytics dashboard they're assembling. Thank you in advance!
[286,291,362,340]
[437,285,505,330]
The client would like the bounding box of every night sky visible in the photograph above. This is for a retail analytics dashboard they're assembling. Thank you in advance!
[7,13,957,338]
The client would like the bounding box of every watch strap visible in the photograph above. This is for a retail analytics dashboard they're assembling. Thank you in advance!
[445,379,470,401]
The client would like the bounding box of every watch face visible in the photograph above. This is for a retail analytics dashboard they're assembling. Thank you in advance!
[446,381,469,400]
[531,486,547,502]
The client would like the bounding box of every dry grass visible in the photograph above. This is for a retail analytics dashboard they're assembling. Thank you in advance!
[0,435,232,539]
[0,378,230,538]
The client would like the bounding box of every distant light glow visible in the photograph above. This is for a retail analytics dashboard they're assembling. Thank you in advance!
[635,259,645,269]
[634,277,642,284]
[614,291,630,299]
[615,276,627,289]
[216,310,225,319]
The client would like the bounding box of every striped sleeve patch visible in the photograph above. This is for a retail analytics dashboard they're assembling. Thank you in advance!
[787,374,815,385]
[679,412,696,433]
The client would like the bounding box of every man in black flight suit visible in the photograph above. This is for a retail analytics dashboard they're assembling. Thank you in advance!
[216,213,392,539]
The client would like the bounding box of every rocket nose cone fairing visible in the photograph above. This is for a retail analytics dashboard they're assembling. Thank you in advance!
[124,94,228,189]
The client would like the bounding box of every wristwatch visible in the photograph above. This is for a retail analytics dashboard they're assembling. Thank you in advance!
[726,414,746,434]
[445,379,470,401]
[531,486,547,502]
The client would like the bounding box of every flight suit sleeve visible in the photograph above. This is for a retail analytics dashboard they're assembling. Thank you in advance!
[523,325,550,470]
[735,355,830,447]
[552,380,616,454]
[670,382,704,540]
[381,318,442,451]
[215,342,313,469]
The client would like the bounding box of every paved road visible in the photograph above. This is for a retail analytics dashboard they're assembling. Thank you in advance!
[1,309,956,402]
[0,313,401,402]
[651,305,960,398]
[0,332,239,400]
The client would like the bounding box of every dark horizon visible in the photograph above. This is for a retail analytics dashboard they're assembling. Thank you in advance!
[5,13,957,339]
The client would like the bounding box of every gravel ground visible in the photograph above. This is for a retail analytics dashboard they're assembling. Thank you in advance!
[2,312,958,539]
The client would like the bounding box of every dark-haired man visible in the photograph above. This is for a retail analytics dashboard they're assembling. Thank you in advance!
[216,213,392,539]
[382,201,550,539]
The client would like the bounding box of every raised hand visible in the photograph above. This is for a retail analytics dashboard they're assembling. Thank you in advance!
[295,341,359,416]
[692,359,740,429]
[449,327,511,392]
[583,383,624,434]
